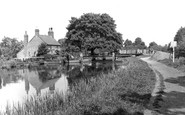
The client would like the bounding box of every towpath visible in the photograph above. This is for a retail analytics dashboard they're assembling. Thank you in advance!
[141,57,185,115]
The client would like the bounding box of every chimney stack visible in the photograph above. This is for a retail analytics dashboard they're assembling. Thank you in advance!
[35,29,39,36]
[48,27,54,38]
[24,31,28,47]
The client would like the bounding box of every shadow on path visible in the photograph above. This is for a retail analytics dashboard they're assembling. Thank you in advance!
[165,76,185,87]
[149,85,185,115]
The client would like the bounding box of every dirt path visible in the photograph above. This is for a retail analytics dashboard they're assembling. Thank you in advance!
[141,57,185,115]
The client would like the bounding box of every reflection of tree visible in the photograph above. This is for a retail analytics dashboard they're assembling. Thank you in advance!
[38,69,61,82]
[67,61,118,85]
[0,70,22,87]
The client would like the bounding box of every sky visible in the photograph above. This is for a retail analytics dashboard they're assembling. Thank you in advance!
[0,0,185,46]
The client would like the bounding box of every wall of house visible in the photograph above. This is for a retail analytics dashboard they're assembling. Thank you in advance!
[26,36,44,57]
[17,36,44,59]
[17,37,60,59]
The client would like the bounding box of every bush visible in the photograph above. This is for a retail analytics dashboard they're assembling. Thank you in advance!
[1,59,17,69]
[176,57,185,65]
[43,54,57,61]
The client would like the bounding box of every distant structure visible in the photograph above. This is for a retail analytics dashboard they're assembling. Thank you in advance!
[17,28,60,60]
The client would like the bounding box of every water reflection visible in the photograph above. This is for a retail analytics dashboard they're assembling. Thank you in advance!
[18,68,63,95]
[0,61,122,111]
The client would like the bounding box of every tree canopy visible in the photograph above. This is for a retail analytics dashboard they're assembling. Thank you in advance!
[174,27,185,45]
[0,37,23,59]
[175,41,185,58]
[65,13,123,55]
[133,37,146,49]
[124,39,132,47]
[149,41,157,48]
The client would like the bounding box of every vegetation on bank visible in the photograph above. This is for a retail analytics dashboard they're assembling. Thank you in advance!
[3,57,156,115]
[158,57,185,72]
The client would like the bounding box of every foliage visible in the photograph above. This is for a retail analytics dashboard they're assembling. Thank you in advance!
[149,41,157,48]
[123,38,146,49]
[174,27,185,45]
[4,57,156,115]
[149,41,169,52]
[174,27,185,58]
[124,39,133,48]
[175,41,185,58]
[0,37,23,59]
[58,38,70,57]
[65,13,123,56]
[159,57,185,72]
[37,43,49,56]
[133,37,146,49]
[43,54,57,61]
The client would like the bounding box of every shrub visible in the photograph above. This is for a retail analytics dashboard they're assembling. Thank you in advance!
[176,57,185,65]
[1,59,17,69]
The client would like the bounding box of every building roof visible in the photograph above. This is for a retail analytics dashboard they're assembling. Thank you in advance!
[39,35,60,46]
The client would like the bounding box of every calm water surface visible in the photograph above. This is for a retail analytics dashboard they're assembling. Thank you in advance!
[0,61,123,111]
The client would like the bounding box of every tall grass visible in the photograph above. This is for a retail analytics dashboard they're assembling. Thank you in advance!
[3,57,156,115]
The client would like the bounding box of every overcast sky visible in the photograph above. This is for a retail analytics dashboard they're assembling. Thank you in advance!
[0,0,185,46]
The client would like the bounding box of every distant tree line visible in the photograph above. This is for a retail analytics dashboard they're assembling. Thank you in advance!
[124,37,171,53]
[124,37,146,49]
[0,37,23,59]
[148,41,171,53]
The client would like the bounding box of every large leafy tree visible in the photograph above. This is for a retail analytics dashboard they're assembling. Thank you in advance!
[0,37,23,59]
[65,13,123,58]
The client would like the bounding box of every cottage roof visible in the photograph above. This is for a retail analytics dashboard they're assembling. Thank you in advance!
[39,35,60,46]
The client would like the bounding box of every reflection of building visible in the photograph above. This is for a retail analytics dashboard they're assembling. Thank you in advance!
[18,68,68,95]
[25,77,30,94]
[49,84,55,94]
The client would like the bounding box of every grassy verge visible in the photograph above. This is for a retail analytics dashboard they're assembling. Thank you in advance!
[3,57,156,115]
[158,57,185,72]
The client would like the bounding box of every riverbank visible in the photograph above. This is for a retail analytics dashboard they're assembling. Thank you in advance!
[158,58,185,73]
[3,57,156,115]
[141,57,185,115]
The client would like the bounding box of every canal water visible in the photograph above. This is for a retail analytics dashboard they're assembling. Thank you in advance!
[0,61,123,112]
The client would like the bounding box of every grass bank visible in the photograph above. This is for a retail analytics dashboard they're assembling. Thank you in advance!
[158,57,185,72]
[3,57,156,115]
